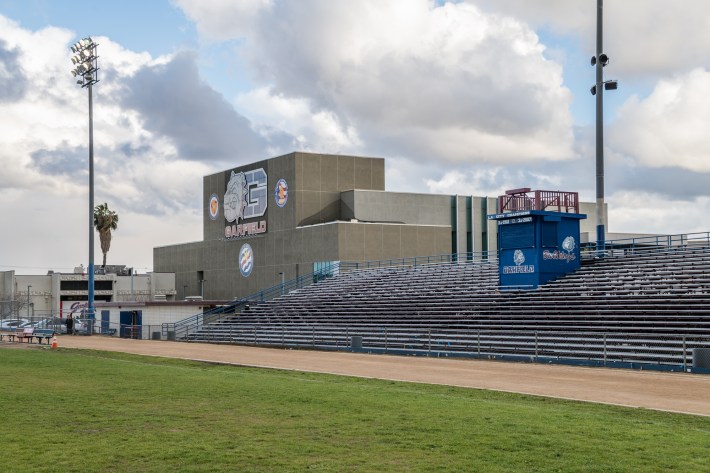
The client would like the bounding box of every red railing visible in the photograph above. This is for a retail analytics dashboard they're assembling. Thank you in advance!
[498,188,579,214]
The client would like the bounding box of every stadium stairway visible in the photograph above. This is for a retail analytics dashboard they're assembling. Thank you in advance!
[185,245,710,370]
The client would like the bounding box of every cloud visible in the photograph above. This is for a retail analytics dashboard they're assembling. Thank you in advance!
[472,0,710,77]
[0,39,27,102]
[172,0,273,42]
[121,51,270,164]
[608,191,710,235]
[30,143,87,178]
[609,68,710,172]
[178,0,576,165]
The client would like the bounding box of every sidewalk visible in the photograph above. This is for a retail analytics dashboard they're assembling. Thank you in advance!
[56,335,710,417]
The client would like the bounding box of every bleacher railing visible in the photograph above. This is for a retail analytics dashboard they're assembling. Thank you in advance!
[581,231,710,260]
[337,250,498,272]
[187,325,710,371]
[162,263,338,340]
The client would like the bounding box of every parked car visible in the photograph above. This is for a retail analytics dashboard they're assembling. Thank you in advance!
[19,317,84,334]
[26,317,63,331]
[0,318,29,330]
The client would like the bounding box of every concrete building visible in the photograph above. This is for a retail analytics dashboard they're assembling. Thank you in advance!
[0,266,176,320]
[154,152,605,301]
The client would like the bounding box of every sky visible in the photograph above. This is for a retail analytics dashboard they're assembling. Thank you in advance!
[1,0,709,275]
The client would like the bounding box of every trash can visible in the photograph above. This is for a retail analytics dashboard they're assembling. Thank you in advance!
[152,331,161,341]
[167,331,176,341]
[692,348,710,369]
[351,335,363,351]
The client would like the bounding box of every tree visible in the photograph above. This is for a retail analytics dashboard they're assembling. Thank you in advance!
[93,203,119,268]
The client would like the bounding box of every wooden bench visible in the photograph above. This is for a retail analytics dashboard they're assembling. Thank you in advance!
[0,331,17,342]
[16,327,34,342]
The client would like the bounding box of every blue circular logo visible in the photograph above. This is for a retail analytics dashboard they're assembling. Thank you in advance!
[274,178,288,208]
[208,193,219,220]
[239,243,254,277]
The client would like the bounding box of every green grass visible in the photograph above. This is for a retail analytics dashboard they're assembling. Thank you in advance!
[1,348,708,472]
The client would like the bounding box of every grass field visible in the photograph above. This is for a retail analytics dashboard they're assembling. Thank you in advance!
[1,347,709,472]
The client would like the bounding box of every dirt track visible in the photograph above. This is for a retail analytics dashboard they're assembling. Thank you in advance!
[55,335,710,417]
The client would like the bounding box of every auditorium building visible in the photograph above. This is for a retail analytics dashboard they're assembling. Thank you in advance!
[154,152,604,301]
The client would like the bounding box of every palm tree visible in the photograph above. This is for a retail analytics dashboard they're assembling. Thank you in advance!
[93,203,119,268]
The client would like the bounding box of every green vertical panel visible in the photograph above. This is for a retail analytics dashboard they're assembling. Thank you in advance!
[481,198,488,254]
[451,196,457,256]
[466,197,473,259]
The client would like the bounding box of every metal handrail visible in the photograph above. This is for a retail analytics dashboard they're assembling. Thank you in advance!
[337,251,498,272]
[162,262,341,339]
[581,231,710,260]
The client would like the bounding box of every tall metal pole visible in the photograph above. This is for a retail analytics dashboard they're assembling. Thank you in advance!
[595,0,606,255]
[88,82,95,326]
[27,285,31,319]
[71,37,98,333]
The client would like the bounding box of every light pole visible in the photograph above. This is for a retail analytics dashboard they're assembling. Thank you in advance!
[591,0,617,256]
[71,37,99,328]
[27,285,32,319]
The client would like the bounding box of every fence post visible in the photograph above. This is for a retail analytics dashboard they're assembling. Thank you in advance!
[312,326,315,347]
[477,330,481,357]
[603,334,607,366]
[282,326,285,347]
[683,336,687,371]
[535,331,538,361]
[385,327,388,353]
[254,327,257,345]
[428,329,431,356]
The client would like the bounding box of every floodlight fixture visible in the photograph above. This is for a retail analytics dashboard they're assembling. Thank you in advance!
[590,80,618,96]
[71,36,99,88]
[590,53,609,67]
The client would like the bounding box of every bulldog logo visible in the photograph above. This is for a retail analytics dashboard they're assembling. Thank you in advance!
[224,171,248,223]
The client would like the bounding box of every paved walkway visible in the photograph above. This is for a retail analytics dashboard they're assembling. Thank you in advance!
[56,335,710,417]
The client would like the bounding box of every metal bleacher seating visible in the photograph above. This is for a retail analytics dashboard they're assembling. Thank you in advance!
[184,242,710,369]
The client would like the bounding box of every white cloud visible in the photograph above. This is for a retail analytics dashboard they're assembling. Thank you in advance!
[214,0,575,164]
[236,87,361,152]
[173,0,273,42]
[473,0,710,77]
[609,68,710,172]
[608,191,710,235]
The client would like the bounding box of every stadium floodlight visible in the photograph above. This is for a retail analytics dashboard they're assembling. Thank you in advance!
[591,0,618,257]
[590,53,609,67]
[590,80,618,96]
[70,36,99,333]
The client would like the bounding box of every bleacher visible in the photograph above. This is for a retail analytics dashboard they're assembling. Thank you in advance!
[183,242,710,369]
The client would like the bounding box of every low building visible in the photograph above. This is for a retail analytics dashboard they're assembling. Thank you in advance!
[0,266,176,320]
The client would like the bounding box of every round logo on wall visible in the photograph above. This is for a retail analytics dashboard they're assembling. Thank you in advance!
[239,243,254,277]
[274,178,288,208]
[208,193,220,220]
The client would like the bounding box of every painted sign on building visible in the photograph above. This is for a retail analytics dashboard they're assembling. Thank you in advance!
[223,168,268,240]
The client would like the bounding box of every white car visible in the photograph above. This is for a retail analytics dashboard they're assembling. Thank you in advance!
[0,318,30,330]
